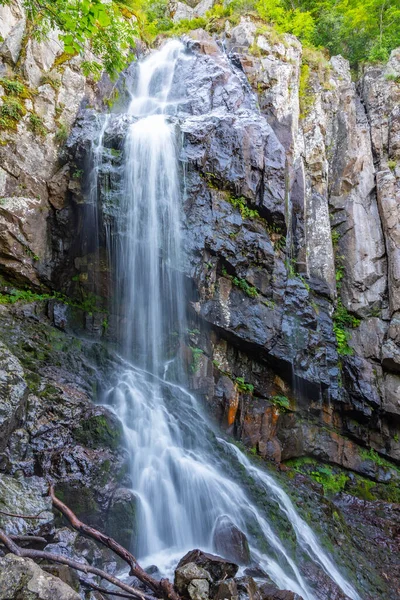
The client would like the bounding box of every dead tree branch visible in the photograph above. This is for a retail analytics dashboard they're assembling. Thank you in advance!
[50,485,180,600]
[0,509,48,520]
[79,577,140,599]
[0,528,154,600]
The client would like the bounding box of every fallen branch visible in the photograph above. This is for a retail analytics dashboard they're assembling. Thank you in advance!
[0,528,154,600]
[79,577,140,599]
[50,485,180,600]
[0,509,48,520]
[9,535,47,544]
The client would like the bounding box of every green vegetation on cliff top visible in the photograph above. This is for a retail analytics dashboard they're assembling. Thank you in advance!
[2,0,398,78]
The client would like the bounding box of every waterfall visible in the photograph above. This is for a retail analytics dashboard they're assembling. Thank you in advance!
[96,41,361,600]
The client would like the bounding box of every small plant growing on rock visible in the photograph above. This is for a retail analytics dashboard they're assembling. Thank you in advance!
[55,123,69,143]
[0,77,25,96]
[189,346,203,374]
[271,394,290,410]
[0,98,26,130]
[331,229,340,247]
[232,276,258,298]
[40,74,61,90]
[385,74,400,84]
[28,113,47,137]
[235,377,254,394]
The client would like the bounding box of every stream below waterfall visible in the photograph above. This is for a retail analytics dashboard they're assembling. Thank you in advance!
[88,40,362,600]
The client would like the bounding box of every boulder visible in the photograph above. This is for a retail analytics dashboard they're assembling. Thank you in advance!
[175,562,212,599]
[0,554,80,600]
[177,549,238,582]
[212,516,251,565]
[214,578,239,600]
[0,473,53,536]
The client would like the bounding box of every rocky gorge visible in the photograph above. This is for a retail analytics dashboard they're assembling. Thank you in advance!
[0,0,399,599]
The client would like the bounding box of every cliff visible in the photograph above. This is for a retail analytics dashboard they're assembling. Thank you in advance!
[0,2,399,598]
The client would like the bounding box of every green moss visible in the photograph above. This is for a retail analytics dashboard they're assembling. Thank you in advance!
[40,73,61,90]
[333,299,360,356]
[28,113,47,136]
[73,414,123,451]
[106,493,137,549]
[0,97,26,130]
[55,122,69,143]
[299,63,313,118]
[55,484,98,523]
[189,346,204,374]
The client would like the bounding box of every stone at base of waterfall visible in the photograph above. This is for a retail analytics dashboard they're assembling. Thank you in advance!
[212,516,251,565]
[214,578,239,600]
[0,554,80,600]
[258,581,304,600]
[237,577,304,600]
[177,549,239,582]
[175,562,212,599]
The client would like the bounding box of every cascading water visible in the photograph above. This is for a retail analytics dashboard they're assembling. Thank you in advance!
[96,41,361,600]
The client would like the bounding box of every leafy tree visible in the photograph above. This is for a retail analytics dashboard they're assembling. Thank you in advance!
[256,0,315,44]
[0,0,138,78]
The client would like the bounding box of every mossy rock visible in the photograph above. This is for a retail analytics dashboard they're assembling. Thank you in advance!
[54,484,100,526]
[106,488,137,549]
[72,411,123,451]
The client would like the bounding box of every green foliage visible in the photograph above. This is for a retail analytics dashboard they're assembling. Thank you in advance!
[235,377,254,394]
[270,394,290,410]
[6,0,138,79]
[388,160,397,170]
[232,276,258,298]
[333,299,360,356]
[40,74,61,89]
[55,123,68,143]
[28,113,47,136]
[331,229,340,247]
[253,0,400,65]
[221,266,259,298]
[0,97,26,130]
[0,289,51,305]
[227,195,261,220]
[189,346,203,373]
[288,457,349,495]
[0,77,26,96]
[256,0,315,44]
[359,447,400,473]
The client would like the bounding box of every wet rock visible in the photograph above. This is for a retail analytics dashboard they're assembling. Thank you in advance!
[214,578,238,600]
[0,341,27,451]
[212,516,250,565]
[235,576,262,600]
[106,487,137,548]
[0,473,53,536]
[177,549,238,582]
[258,581,303,600]
[0,554,80,600]
[383,373,400,417]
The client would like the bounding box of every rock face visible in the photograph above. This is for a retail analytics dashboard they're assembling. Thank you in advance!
[0,1,400,598]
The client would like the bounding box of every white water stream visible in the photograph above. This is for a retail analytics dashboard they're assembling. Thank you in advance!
[99,41,361,600]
